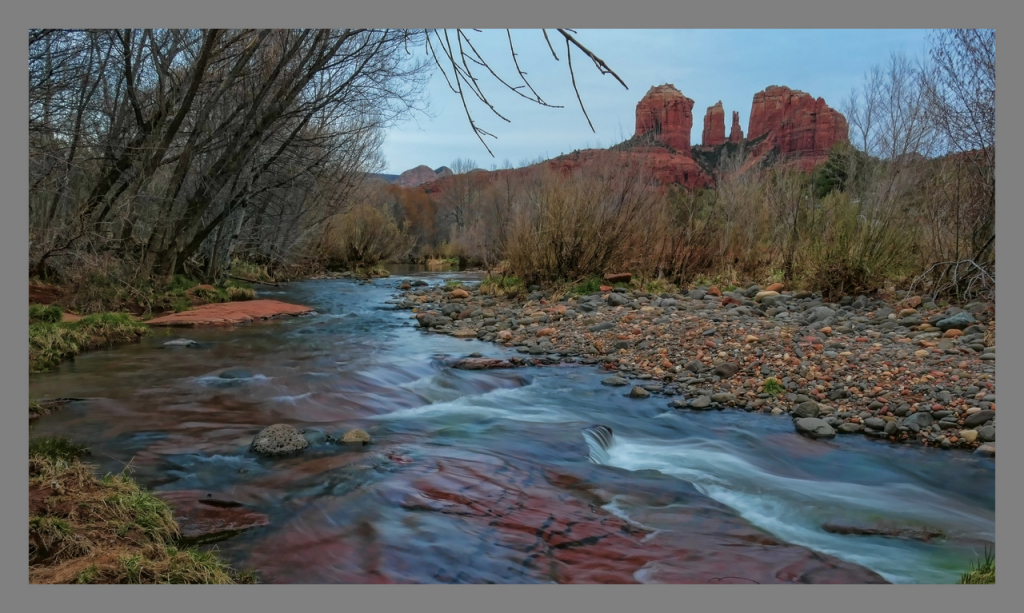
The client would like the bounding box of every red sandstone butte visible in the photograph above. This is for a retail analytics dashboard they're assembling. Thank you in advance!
[701,101,727,148]
[634,84,695,152]
[146,300,314,327]
[747,85,849,167]
[729,111,744,144]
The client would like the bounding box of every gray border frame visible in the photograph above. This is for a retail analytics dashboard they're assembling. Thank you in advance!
[3,2,1016,612]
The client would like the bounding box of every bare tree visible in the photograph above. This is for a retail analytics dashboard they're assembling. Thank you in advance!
[922,28,995,262]
[28,28,628,288]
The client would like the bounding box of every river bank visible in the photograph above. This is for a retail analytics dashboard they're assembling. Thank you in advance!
[393,278,996,455]
[28,273,995,583]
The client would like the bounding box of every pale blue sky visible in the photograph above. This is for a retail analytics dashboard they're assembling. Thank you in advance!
[380,29,932,174]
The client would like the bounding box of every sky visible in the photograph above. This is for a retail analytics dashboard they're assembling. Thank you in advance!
[379,29,932,175]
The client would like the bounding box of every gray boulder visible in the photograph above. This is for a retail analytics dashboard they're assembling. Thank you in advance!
[963,410,995,428]
[795,418,836,439]
[689,395,713,410]
[935,312,976,331]
[793,401,821,419]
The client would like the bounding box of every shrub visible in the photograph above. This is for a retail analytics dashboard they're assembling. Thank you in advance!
[323,200,412,270]
[29,304,64,324]
[502,158,663,285]
[795,192,918,301]
[763,377,784,396]
[226,287,255,301]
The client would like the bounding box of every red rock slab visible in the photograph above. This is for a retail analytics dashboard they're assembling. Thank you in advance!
[156,490,270,543]
[389,458,887,584]
[146,300,313,327]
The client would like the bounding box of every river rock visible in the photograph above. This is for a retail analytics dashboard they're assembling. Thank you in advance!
[974,443,995,457]
[904,412,934,429]
[975,425,995,442]
[690,395,713,410]
[164,338,198,347]
[963,410,995,428]
[340,429,371,445]
[251,424,309,456]
[837,423,863,434]
[809,306,836,323]
[607,293,629,307]
[453,358,513,370]
[935,312,976,331]
[793,401,820,419]
[629,386,651,399]
[864,417,886,430]
[602,376,629,386]
[712,362,740,379]
[794,418,836,439]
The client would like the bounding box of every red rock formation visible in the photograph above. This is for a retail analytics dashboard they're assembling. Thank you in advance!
[422,147,712,193]
[729,111,744,144]
[747,85,849,167]
[394,164,441,187]
[701,101,726,148]
[634,84,695,152]
[146,300,314,326]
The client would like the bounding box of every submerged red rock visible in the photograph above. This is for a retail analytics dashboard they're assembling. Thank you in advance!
[241,453,888,584]
[156,490,270,543]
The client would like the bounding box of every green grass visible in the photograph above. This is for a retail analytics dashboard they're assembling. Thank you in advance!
[763,377,784,396]
[29,436,259,584]
[29,436,90,463]
[443,279,464,290]
[644,280,668,294]
[959,549,994,584]
[571,277,604,295]
[29,312,148,372]
[479,275,525,297]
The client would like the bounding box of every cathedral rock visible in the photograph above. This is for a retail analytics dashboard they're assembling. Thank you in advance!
[746,85,849,167]
[701,101,726,148]
[729,111,744,144]
[634,84,695,152]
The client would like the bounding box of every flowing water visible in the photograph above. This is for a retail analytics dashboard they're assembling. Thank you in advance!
[28,274,995,584]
